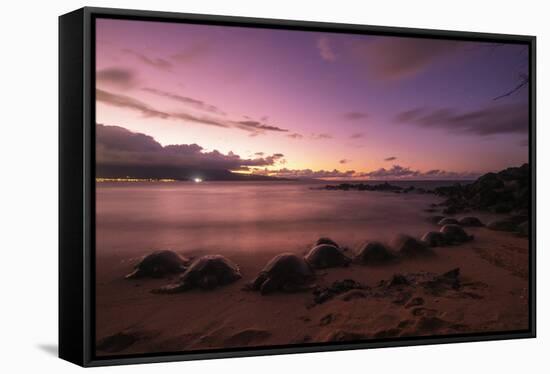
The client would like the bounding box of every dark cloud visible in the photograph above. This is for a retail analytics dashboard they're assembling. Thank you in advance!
[97,67,137,89]
[395,103,528,136]
[344,112,368,121]
[122,49,173,71]
[97,89,288,135]
[96,89,170,119]
[234,120,289,133]
[384,156,397,161]
[96,124,285,178]
[350,133,364,139]
[359,164,479,180]
[142,87,226,115]
[339,159,350,164]
[253,168,355,179]
[254,152,265,156]
[353,38,461,80]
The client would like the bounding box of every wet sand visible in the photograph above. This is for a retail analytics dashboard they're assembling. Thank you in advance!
[95,226,529,356]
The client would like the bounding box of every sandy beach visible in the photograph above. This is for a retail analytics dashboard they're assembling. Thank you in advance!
[95,183,529,355]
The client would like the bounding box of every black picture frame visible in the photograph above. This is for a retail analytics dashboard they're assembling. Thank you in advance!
[59,6,536,367]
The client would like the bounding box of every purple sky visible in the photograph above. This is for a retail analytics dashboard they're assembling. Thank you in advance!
[95,18,529,180]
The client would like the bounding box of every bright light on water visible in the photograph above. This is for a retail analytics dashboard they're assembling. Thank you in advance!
[193,178,203,183]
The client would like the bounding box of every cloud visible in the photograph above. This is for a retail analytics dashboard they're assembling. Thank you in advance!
[97,67,137,89]
[233,120,289,133]
[384,156,397,161]
[350,133,364,139]
[171,42,211,63]
[352,38,461,80]
[359,164,479,180]
[311,133,333,140]
[287,133,304,139]
[395,103,528,136]
[254,152,265,156]
[96,89,170,119]
[317,37,336,61]
[96,124,285,178]
[142,87,226,115]
[122,49,173,71]
[339,159,350,164]
[253,168,355,179]
[97,89,288,135]
[344,112,368,121]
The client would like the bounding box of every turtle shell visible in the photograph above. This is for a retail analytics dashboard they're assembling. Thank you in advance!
[421,231,447,247]
[304,244,351,269]
[440,224,473,243]
[392,234,435,258]
[125,250,189,279]
[250,253,314,295]
[355,241,396,265]
[315,237,339,247]
[438,217,459,226]
[153,255,241,293]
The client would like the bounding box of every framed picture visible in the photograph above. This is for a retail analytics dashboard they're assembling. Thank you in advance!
[59,7,536,367]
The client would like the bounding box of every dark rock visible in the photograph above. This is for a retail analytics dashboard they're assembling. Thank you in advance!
[517,221,529,237]
[434,164,529,214]
[313,279,365,304]
[486,218,519,232]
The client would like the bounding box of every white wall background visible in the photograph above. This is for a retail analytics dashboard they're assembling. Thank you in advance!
[0,0,546,372]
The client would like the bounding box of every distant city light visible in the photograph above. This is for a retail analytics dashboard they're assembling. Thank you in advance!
[193,177,203,183]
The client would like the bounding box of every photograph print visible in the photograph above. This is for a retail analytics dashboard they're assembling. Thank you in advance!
[94,17,531,357]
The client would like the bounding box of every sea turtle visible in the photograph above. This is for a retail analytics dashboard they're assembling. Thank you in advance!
[421,231,447,247]
[438,217,459,226]
[392,234,434,258]
[248,253,314,295]
[440,224,473,243]
[458,216,484,227]
[315,237,339,247]
[354,241,396,265]
[304,244,351,269]
[125,250,190,279]
[152,255,241,293]
[428,215,445,224]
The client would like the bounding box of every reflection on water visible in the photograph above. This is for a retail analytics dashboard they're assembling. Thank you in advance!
[96,181,457,256]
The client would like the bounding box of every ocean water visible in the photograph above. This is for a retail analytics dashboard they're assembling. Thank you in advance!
[95,180,464,257]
